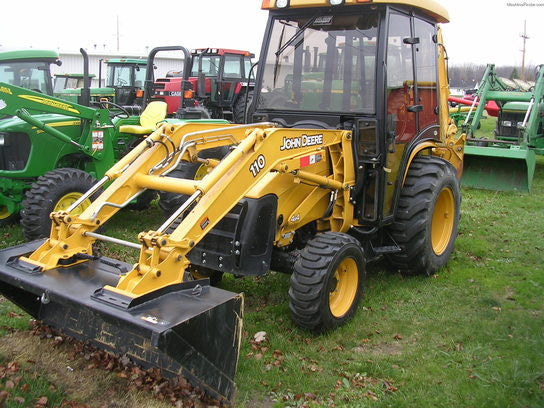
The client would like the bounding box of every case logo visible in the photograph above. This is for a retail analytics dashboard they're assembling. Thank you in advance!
[280,134,323,151]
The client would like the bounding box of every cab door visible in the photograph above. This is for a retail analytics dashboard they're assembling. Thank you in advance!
[218,54,243,108]
[383,11,417,217]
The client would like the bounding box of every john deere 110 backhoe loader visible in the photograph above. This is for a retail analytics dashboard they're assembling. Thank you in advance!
[0,0,464,403]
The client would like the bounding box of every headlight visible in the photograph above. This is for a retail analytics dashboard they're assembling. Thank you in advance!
[276,0,289,8]
[0,133,5,147]
[330,0,344,4]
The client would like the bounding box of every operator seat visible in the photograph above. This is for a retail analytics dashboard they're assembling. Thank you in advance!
[119,101,167,135]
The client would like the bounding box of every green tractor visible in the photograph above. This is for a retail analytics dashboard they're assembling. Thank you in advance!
[0,47,221,238]
[101,58,147,107]
[461,64,544,192]
[53,57,148,108]
[53,73,116,104]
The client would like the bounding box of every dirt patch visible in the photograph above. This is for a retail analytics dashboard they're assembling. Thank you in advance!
[0,332,180,408]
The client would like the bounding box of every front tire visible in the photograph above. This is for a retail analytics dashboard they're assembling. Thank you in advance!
[20,168,100,241]
[289,232,365,333]
[387,156,461,275]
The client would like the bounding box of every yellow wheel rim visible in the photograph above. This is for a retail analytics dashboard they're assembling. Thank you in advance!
[53,192,91,215]
[194,164,212,181]
[0,206,12,220]
[329,258,359,318]
[431,187,455,255]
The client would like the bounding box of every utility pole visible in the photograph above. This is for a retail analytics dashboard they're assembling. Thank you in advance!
[116,15,120,52]
[520,20,529,81]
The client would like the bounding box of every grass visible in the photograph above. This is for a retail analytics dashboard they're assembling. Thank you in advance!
[0,118,543,407]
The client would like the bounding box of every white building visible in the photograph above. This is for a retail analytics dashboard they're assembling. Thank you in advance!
[52,49,186,87]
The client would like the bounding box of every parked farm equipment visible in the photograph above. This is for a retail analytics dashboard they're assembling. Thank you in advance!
[152,48,254,122]
[0,49,167,235]
[461,64,544,192]
[0,0,464,403]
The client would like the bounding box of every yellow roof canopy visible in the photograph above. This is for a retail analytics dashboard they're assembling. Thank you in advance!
[262,0,450,24]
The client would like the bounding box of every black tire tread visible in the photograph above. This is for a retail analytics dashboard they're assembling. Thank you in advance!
[232,90,253,124]
[289,232,363,332]
[387,156,460,275]
[20,168,99,241]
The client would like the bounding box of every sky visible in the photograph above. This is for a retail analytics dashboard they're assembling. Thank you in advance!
[0,0,543,67]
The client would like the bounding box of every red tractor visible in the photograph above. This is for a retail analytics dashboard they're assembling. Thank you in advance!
[153,48,254,123]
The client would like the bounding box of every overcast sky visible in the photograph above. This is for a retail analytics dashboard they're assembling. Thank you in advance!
[1,0,542,66]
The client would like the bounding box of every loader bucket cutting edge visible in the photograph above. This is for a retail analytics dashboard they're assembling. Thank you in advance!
[461,146,536,192]
[0,240,243,403]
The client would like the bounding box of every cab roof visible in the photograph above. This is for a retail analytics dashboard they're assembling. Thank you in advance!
[105,58,147,65]
[261,0,450,23]
[192,48,254,57]
[0,49,60,62]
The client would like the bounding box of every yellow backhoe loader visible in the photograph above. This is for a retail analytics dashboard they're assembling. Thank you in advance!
[0,0,464,403]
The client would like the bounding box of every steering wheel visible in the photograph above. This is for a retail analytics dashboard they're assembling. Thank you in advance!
[97,100,131,118]
[116,78,128,86]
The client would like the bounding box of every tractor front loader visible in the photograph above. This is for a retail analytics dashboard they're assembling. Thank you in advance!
[0,0,464,403]
[461,63,544,192]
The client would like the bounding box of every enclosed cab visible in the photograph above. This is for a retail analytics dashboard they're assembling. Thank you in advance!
[0,49,60,95]
[104,58,147,106]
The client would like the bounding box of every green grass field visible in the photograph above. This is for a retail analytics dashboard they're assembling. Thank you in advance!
[0,120,543,407]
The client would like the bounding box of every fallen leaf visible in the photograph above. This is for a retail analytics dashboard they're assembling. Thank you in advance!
[35,396,48,406]
[393,334,403,340]
[5,380,15,389]
[0,391,9,404]
[253,331,267,343]
[365,390,378,400]
[13,396,25,404]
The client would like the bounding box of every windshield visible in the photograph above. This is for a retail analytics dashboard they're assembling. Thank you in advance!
[0,61,51,93]
[190,55,221,77]
[134,66,146,88]
[53,77,67,92]
[107,64,132,87]
[257,11,379,113]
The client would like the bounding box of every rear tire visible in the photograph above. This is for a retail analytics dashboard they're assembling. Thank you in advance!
[232,90,253,124]
[158,146,231,216]
[20,168,100,241]
[289,232,365,333]
[387,156,460,275]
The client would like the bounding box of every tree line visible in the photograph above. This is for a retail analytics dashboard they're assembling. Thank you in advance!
[448,63,538,89]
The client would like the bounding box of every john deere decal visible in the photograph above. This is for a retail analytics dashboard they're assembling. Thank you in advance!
[18,95,80,114]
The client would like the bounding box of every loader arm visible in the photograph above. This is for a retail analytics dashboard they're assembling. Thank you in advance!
[0,82,116,155]
[0,82,98,119]
[22,121,355,298]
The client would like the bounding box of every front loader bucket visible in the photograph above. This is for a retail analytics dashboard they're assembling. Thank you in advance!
[461,145,536,193]
[0,240,243,403]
